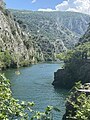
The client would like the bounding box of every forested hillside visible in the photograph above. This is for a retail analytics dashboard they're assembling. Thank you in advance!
[10,10,90,50]
[53,21,90,88]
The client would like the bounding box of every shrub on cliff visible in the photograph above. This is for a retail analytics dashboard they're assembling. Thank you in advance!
[75,93,90,120]
[0,50,12,69]
[53,45,90,88]
[63,82,90,120]
[64,50,83,72]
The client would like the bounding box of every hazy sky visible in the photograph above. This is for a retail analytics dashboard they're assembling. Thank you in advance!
[4,0,90,15]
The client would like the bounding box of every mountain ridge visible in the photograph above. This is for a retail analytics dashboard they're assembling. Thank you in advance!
[10,10,90,36]
[10,9,90,51]
[0,2,90,70]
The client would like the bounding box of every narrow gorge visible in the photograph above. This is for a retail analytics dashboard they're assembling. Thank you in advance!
[0,0,90,120]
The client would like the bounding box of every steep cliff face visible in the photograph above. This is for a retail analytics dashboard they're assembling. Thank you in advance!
[28,34,55,61]
[56,12,90,36]
[79,23,90,43]
[52,61,90,88]
[0,5,44,69]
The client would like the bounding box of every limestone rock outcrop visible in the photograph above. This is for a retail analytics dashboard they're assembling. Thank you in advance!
[0,2,44,69]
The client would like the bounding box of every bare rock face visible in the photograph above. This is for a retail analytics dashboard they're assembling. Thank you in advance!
[0,4,44,69]
[0,0,5,8]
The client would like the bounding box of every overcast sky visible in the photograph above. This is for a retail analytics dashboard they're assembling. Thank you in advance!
[5,0,90,15]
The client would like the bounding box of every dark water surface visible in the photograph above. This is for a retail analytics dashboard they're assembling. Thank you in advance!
[4,63,68,120]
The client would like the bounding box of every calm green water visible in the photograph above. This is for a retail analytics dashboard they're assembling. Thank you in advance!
[4,63,68,120]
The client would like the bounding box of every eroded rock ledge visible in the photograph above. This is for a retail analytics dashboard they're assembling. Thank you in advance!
[52,58,90,89]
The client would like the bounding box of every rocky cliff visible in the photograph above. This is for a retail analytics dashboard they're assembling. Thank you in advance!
[0,3,44,70]
[52,60,90,88]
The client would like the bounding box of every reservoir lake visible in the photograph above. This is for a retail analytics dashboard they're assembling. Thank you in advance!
[4,63,68,120]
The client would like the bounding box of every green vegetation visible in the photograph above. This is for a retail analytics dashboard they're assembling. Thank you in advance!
[0,50,12,70]
[11,10,85,49]
[10,10,90,36]
[56,53,66,61]
[0,73,60,120]
[75,93,90,120]
[19,60,30,67]
[64,82,90,120]
[53,40,90,88]
[76,42,90,57]
[56,40,90,61]
[54,22,90,119]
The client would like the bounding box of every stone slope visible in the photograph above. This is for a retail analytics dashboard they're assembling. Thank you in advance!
[11,10,83,52]
[0,4,44,69]
[10,10,90,51]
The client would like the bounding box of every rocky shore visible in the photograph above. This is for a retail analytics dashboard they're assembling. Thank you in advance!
[52,57,90,89]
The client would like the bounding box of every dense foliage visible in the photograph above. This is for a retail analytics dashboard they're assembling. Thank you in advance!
[56,40,90,61]
[64,82,90,120]
[75,93,90,120]
[10,10,83,50]
[53,40,90,88]
[0,73,60,120]
[11,10,90,36]
[0,51,12,70]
